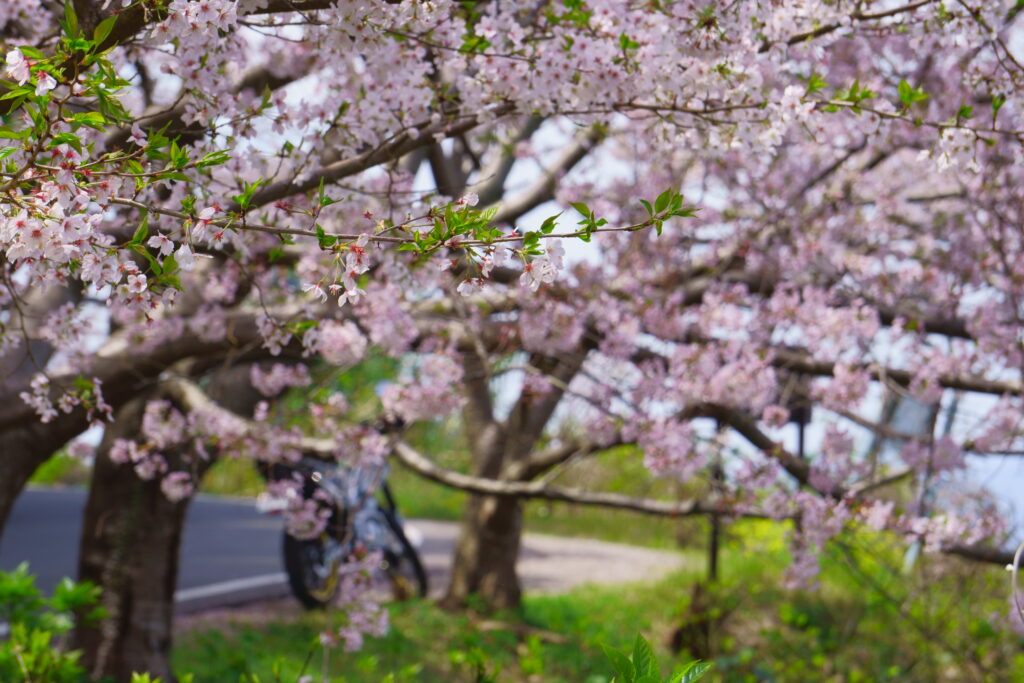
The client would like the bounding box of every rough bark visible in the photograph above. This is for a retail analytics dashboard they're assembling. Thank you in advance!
[443,493,524,610]
[441,418,525,610]
[72,365,262,681]
[73,394,185,681]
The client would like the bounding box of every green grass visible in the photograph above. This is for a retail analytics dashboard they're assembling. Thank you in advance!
[174,523,1024,682]
[173,573,702,682]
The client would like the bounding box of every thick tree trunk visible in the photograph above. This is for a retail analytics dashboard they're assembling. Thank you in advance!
[73,395,190,681]
[442,493,524,610]
[73,365,260,681]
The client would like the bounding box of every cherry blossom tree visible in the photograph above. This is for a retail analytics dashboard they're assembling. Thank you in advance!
[3,0,1024,677]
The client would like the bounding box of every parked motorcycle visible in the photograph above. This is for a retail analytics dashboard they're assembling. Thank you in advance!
[260,456,427,608]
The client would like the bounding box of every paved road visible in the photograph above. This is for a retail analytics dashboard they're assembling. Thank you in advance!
[1,488,684,614]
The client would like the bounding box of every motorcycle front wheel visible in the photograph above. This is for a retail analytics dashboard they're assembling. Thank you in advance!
[282,531,340,609]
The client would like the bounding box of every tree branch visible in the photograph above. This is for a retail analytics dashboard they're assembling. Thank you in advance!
[391,439,751,518]
[241,104,515,211]
[471,115,543,207]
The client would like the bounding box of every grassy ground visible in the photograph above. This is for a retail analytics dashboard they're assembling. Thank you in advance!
[174,521,1024,682]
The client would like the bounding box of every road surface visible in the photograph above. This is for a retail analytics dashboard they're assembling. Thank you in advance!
[0,488,684,614]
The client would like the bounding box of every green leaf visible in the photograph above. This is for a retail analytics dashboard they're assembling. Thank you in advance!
[63,0,80,38]
[618,33,641,51]
[315,224,336,249]
[539,212,561,234]
[129,213,149,247]
[601,644,635,683]
[232,179,264,210]
[66,36,93,52]
[639,198,653,216]
[956,104,974,120]
[631,634,658,678]
[805,72,827,95]
[70,111,107,130]
[992,94,1007,119]
[897,79,928,107]
[161,251,178,276]
[0,126,30,140]
[654,188,673,214]
[72,376,95,392]
[477,205,499,223]
[196,150,231,169]
[93,15,117,46]
[18,46,46,60]
[288,319,317,334]
[168,139,184,168]
[133,244,161,276]
[49,132,83,153]
[0,86,34,101]
[317,177,336,207]
[570,201,591,218]
[668,661,712,683]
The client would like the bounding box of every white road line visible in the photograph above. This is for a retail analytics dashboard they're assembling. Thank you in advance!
[174,573,287,603]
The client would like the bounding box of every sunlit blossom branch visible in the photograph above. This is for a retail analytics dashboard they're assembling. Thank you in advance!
[817,99,1024,136]
[109,196,670,250]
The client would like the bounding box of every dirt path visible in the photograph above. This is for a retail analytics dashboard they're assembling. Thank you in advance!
[411,520,687,597]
